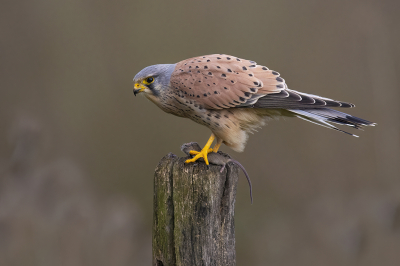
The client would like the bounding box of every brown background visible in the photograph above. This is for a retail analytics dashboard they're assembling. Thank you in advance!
[1,0,399,265]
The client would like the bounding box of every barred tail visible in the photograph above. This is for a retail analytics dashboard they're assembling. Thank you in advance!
[289,108,376,137]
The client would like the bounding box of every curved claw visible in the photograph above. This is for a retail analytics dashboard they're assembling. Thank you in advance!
[185,148,213,165]
[185,134,216,165]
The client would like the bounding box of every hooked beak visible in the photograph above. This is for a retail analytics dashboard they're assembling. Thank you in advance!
[133,83,146,96]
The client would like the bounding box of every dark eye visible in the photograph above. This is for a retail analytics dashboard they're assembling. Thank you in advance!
[145,77,154,84]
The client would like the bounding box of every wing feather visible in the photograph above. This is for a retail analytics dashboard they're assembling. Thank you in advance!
[170,54,355,110]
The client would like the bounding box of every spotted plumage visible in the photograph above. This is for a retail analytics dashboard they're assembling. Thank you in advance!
[133,54,375,163]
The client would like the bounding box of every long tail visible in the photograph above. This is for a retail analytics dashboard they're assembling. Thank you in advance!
[289,108,376,137]
[230,159,253,204]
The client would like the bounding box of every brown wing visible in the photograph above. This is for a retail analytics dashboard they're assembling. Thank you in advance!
[169,54,284,109]
[170,54,354,110]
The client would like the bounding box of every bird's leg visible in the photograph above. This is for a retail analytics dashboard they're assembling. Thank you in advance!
[212,138,223,152]
[186,134,215,165]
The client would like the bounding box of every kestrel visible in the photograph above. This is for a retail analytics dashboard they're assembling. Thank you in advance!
[133,54,375,165]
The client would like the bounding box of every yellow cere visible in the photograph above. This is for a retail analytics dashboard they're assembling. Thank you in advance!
[134,77,154,94]
[134,82,147,93]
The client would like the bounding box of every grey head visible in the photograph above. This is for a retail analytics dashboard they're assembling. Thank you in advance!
[133,64,176,97]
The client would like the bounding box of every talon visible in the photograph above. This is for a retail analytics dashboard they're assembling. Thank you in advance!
[185,134,216,165]
[185,148,212,165]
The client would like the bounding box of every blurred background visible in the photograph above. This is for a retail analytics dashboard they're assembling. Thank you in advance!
[1,0,399,265]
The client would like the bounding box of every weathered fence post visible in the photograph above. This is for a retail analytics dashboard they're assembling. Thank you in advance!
[153,150,239,266]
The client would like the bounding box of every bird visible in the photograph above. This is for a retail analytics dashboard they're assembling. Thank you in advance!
[133,54,375,165]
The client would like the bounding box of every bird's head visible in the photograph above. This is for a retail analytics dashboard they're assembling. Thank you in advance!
[133,64,176,97]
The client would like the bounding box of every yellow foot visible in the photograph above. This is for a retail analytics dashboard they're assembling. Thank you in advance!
[189,148,213,155]
[185,147,213,165]
[185,134,216,165]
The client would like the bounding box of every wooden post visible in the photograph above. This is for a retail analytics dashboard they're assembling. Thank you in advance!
[153,152,239,266]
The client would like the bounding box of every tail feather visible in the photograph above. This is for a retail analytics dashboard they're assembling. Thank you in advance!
[289,108,376,137]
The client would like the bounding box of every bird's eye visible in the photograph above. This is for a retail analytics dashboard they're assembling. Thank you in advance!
[144,77,154,85]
